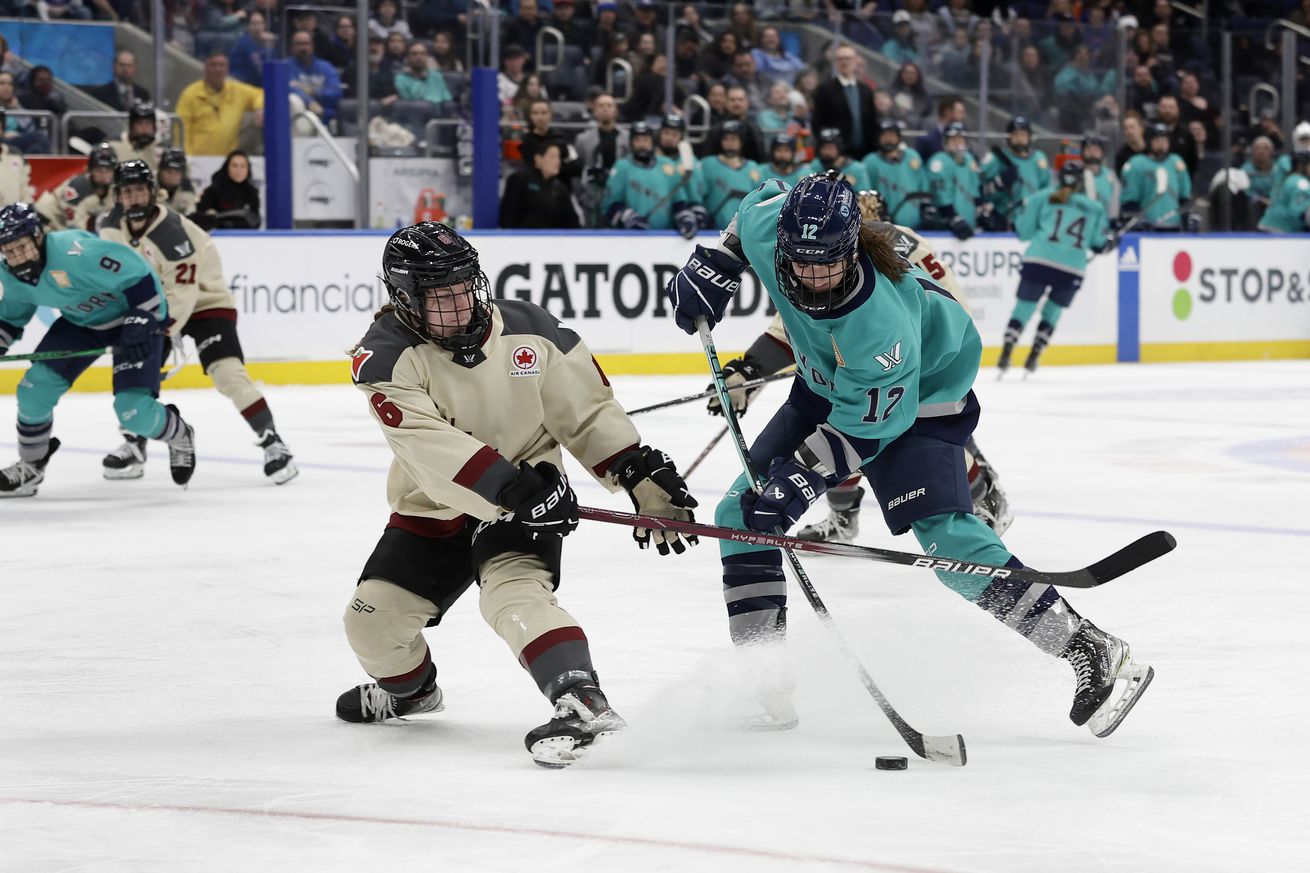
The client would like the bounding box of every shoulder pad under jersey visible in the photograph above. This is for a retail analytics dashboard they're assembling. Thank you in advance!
[100,203,126,228]
[497,299,580,353]
[351,312,425,384]
[146,210,195,262]
[66,176,93,202]
[868,220,919,261]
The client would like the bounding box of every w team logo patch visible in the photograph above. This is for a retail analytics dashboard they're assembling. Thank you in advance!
[510,345,540,377]
[874,341,903,372]
[350,347,374,381]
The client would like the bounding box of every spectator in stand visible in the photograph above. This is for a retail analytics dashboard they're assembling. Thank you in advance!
[811,43,878,159]
[227,11,275,86]
[1189,119,1223,199]
[902,0,942,55]
[511,74,549,121]
[1177,71,1218,142]
[394,40,453,113]
[548,0,592,53]
[1054,45,1106,131]
[624,53,681,123]
[673,27,703,94]
[1148,23,1176,86]
[593,2,622,52]
[627,0,662,42]
[84,50,151,111]
[1241,136,1284,218]
[369,0,412,42]
[498,44,531,105]
[704,82,727,128]
[500,141,579,228]
[696,85,763,161]
[20,66,67,118]
[288,7,334,61]
[504,0,543,55]
[1114,110,1147,173]
[676,3,713,46]
[1038,12,1082,70]
[430,30,463,72]
[727,3,758,50]
[288,30,342,124]
[756,81,796,137]
[1124,65,1158,117]
[888,62,931,127]
[938,0,977,37]
[700,30,739,82]
[752,26,805,84]
[937,28,973,89]
[176,51,265,157]
[725,51,767,111]
[384,32,408,72]
[201,0,248,54]
[410,0,468,42]
[193,149,260,229]
[631,32,658,71]
[792,68,818,114]
[321,15,358,70]
[344,33,398,104]
[0,74,49,155]
[1156,95,1197,176]
[883,11,921,67]
[592,32,629,89]
[519,98,581,178]
[575,91,628,180]
[1012,45,1049,120]
[0,36,19,80]
[916,94,966,160]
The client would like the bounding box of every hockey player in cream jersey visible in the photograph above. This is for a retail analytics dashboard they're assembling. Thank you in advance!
[710,188,1012,544]
[341,222,698,766]
[35,144,116,231]
[97,160,296,483]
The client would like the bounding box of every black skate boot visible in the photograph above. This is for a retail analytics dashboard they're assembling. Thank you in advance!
[0,438,60,498]
[102,433,148,480]
[525,679,626,768]
[996,341,1015,376]
[797,489,862,544]
[256,429,298,485]
[1061,621,1154,737]
[336,670,445,724]
[1024,321,1055,376]
[163,405,196,487]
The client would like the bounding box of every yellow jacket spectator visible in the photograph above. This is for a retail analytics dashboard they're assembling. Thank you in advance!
[176,52,265,157]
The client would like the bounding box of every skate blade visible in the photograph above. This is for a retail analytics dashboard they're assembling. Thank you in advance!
[732,715,800,732]
[103,465,145,480]
[529,728,618,769]
[1089,661,1154,738]
[0,487,40,498]
[268,462,299,485]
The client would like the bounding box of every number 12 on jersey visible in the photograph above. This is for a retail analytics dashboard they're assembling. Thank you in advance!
[863,385,905,423]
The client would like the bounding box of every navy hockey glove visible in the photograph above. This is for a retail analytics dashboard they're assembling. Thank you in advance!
[707,355,765,417]
[949,215,974,241]
[741,457,829,534]
[689,204,712,230]
[666,244,743,334]
[1093,230,1118,255]
[499,461,579,539]
[610,206,650,230]
[610,445,699,555]
[1183,212,1203,233]
[674,207,699,240]
[117,309,159,364]
[919,202,940,227]
[998,164,1020,188]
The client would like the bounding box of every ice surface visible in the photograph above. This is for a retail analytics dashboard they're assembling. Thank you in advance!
[3,362,1309,872]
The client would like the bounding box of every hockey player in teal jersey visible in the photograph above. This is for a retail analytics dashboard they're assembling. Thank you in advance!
[980,116,1051,231]
[696,120,764,230]
[1257,150,1310,233]
[602,121,703,237]
[860,119,929,228]
[998,161,1114,377]
[1079,135,1117,218]
[926,121,982,240]
[764,134,810,188]
[664,171,1152,737]
[0,203,196,496]
[805,128,870,192]
[1120,124,1199,232]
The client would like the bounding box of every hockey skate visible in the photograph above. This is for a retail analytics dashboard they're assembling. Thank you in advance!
[102,433,147,480]
[256,430,298,484]
[0,438,60,498]
[336,673,445,724]
[1061,621,1154,738]
[164,405,196,487]
[729,641,799,731]
[1023,347,1044,376]
[996,341,1015,378]
[733,690,800,732]
[524,681,626,768]
[796,504,860,544]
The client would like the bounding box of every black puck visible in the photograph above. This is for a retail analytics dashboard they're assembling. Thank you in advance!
[875,756,908,771]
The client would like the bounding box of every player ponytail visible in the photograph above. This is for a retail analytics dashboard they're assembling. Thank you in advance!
[857,222,910,281]
[1049,188,1072,204]
[372,303,396,321]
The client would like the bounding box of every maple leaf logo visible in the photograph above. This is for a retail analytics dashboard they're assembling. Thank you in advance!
[513,346,536,369]
[351,347,374,381]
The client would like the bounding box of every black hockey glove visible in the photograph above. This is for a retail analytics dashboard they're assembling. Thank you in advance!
[117,309,159,364]
[610,206,650,230]
[665,244,743,334]
[707,355,765,417]
[609,445,699,555]
[1183,212,1203,233]
[499,461,579,539]
[949,215,974,241]
[919,202,940,228]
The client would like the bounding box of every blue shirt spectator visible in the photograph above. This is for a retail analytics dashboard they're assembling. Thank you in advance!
[228,11,275,86]
[288,29,343,122]
[750,27,805,84]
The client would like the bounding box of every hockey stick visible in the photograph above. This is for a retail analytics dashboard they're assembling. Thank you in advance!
[696,317,967,766]
[0,347,109,363]
[580,506,1176,589]
[683,424,729,478]
[626,370,794,416]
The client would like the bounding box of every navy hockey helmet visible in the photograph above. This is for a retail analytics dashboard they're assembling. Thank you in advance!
[1147,122,1170,143]
[0,202,47,285]
[114,159,157,223]
[88,142,118,171]
[718,119,745,154]
[771,132,797,152]
[381,221,493,357]
[775,171,862,315]
[159,147,188,174]
[817,127,844,149]
[1006,115,1032,134]
[127,100,157,147]
[1058,160,1084,189]
[1080,133,1106,152]
[660,113,685,132]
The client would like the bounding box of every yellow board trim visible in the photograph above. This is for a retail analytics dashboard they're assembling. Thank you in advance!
[1139,340,1310,362]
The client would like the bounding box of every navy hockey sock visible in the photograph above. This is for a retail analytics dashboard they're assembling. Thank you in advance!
[975,561,1083,656]
[17,419,52,462]
[722,551,787,646]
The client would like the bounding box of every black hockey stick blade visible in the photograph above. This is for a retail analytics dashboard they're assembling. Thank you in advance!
[1082,531,1177,586]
